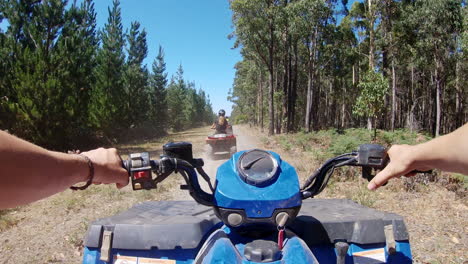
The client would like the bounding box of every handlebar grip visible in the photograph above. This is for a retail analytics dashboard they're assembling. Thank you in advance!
[122,160,130,175]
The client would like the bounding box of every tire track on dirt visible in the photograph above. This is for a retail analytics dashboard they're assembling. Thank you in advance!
[172,125,260,200]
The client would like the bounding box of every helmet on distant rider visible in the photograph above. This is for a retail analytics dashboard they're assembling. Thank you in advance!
[218,109,226,117]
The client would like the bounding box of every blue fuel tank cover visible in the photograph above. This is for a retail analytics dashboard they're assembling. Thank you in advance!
[214,150,302,218]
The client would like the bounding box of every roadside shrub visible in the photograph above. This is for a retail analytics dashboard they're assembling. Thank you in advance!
[380,129,424,145]
[328,128,372,156]
[0,210,18,231]
[278,135,292,151]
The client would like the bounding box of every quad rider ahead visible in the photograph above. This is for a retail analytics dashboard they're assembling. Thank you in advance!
[211,109,229,134]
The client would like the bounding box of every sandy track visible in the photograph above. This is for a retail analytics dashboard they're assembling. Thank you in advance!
[174,125,260,200]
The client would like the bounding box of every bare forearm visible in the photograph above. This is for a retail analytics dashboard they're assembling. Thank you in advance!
[411,123,468,174]
[369,123,468,190]
[0,131,88,208]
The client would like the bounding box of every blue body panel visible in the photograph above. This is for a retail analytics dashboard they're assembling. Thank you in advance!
[311,241,412,264]
[214,151,301,218]
[84,234,411,264]
[83,247,197,264]
[82,150,413,264]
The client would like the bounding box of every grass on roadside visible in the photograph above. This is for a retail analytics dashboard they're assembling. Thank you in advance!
[0,209,19,231]
[268,128,467,197]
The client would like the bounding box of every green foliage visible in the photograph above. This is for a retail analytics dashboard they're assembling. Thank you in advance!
[0,0,100,148]
[149,46,168,133]
[90,0,126,135]
[0,0,213,149]
[353,70,389,119]
[328,129,372,155]
[380,129,427,145]
[229,0,466,135]
[278,135,292,151]
[229,59,261,125]
[124,21,149,126]
[233,113,249,124]
[166,65,214,131]
[450,173,468,189]
[0,209,18,231]
[273,128,430,165]
[167,65,188,131]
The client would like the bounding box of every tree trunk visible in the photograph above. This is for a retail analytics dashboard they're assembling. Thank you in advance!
[268,68,274,136]
[305,36,316,133]
[268,15,275,136]
[368,0,375,70]
[341,79,346,128]
[260,72,264,132]
[352,65,356,85]
[290,42,298,131]
[367,117,373,130]
[455,59,461,128]
[435,60,441,137]
[391,60,396,131]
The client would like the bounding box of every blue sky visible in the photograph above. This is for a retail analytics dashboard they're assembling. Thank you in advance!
[93,0,241,116]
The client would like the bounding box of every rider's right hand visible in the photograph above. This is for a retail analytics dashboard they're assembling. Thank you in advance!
[368,145,432,190]
[81,148,129,188]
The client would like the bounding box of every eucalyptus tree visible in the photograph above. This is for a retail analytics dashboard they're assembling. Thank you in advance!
[413,0,463,136]
[230,0,281,135]
[229,58,262,125]
[288,0,332,132]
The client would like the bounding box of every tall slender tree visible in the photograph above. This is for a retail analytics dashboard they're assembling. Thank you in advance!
[166,65,187,131]
[90,0,126,135]
[149,46,168,133]
[230,0,281,135]
[124,21,149,126]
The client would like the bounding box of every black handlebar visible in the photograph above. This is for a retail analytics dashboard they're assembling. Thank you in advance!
[122,153,214,206]
[300,144,431,198]
[121,143,431,202]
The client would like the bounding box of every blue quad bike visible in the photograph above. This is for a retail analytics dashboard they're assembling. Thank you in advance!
[82,142,416,264]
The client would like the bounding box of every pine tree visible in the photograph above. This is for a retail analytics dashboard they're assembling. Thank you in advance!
[166,65,187,131]
[124,21,149,126]
[90,0,126,135]
[183,82,198,127]
[3,0,71,147]
[57,0,98,141]
[149,46,168,133]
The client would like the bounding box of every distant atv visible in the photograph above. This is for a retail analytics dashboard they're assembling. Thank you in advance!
[206,125,237,159]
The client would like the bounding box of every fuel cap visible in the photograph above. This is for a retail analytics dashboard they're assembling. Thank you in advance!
[237,149,279,186]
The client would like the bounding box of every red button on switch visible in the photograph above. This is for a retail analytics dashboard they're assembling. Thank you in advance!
[134,171,149,179]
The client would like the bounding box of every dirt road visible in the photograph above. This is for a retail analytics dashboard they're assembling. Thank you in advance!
[173,125,260,200]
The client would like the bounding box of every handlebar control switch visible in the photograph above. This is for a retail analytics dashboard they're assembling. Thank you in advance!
[356,144,388,169]
[128,152,156,190]
[356,144,389,182]
[163,142,193,163]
